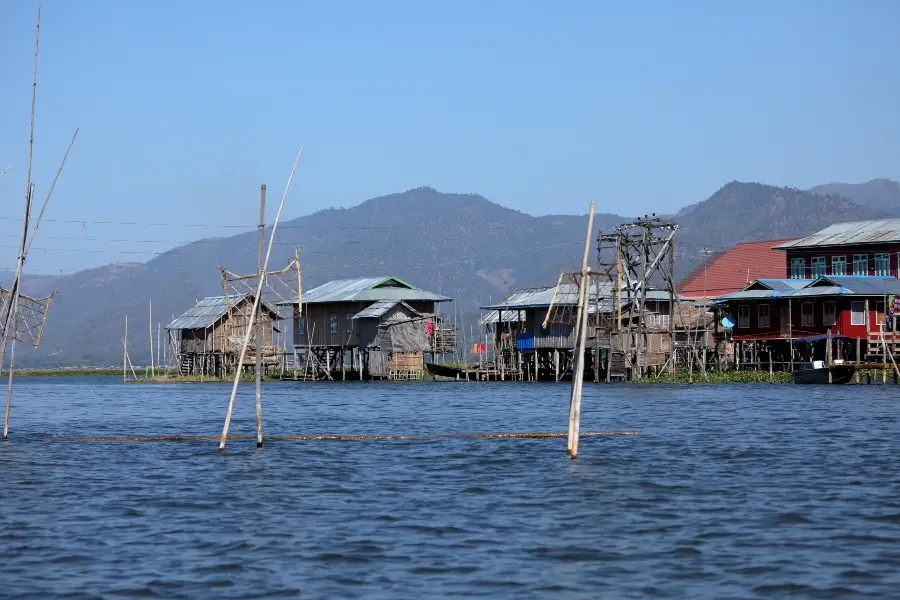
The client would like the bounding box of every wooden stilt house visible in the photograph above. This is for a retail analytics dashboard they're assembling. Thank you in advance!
[166,294,282,377]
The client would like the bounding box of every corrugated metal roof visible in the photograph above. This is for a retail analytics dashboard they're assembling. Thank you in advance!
[818,276,900,295]
[481,282,676,310]
[784,286,847,297]
[711,275,900,303]
[167,295,280,330]
[711,289,783,302]
[754,278,811,291]
[281,276,451,305]
[773,220,900,249]
[353,300,421,319]
[677,239,793,298]
[478,310,525,325]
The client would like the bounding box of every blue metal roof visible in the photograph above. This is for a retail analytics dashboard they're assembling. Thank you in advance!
[280,276,451,305]
[752,278,811,292]
[711,275,900,303]
[167,295,281,330]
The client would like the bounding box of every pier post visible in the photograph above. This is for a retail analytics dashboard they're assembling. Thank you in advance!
[855,337,861,383]
[827,329,833,384]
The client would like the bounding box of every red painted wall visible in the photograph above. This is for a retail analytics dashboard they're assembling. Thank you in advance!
[785,244,900,278]
[729,296,887,340]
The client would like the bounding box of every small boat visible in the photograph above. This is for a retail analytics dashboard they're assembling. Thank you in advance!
[792,360,855,385]
[425,362,466,379]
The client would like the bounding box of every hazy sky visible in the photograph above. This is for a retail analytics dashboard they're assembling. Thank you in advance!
[0,0,898,274]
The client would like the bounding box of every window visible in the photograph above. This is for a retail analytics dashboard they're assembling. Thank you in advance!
[346,312,355,333]
[875,253,890,276]
[823,301,836,326]
[790,258,805,279]
[831,256,846,276]
[298,314,306,332]
[876,301,885,325]
[811,257,826,277]
[738,305,750,329]
[853,254,868,276]
[758,304,770,328]
[328,314,338,334]
[850,301,865,326]
[801,302,814,327]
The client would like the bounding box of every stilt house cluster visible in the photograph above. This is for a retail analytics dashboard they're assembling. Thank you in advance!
[708,219,900,370]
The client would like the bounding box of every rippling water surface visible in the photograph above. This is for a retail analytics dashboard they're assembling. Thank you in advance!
[2,377,900,598]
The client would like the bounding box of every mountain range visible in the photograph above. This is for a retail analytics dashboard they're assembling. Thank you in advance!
[8,179,900,367]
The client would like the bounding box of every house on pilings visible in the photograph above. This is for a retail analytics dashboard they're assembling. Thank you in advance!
[278,276,452,380]
[479,281,692,381]
[166,294,283,378]
[709,275,900,370]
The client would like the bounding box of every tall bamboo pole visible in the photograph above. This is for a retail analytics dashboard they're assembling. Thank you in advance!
[149,300,154,378]
[568,200,596,459]
[0,11,39,441]
[255,184,266,448]
[219,148,303,451]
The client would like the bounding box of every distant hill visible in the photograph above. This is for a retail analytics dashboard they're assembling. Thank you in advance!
[809,178,900,213]
[13,187,625,366]
[671,181,889,277]
[10,181,900,367]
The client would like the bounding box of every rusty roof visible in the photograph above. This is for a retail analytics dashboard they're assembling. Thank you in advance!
[677,239,794,298]
[773,220,900,249]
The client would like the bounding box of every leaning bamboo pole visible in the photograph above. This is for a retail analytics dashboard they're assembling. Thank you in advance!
[567,200,596,460]
[219,147,303,451]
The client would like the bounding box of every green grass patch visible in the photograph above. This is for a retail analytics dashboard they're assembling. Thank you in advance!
[637,368,793,384]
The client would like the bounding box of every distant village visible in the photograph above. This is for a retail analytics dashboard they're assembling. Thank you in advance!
[162,216,900,383]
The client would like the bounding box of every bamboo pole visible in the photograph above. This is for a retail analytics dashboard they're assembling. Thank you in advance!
[25,129,78,256]
[827,328,833,384]
[123,316,127,382]
[568,200,596,460]
[0,12,39,441]
[255,184,266,448]
[149,300,154,378]
[0,165,10,179]
[220,148,303,451]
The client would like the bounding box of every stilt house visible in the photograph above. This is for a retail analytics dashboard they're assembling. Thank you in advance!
[167,294,282,377]
[479,281,689,381]
[280,276,452,380]
[710,275,900,369]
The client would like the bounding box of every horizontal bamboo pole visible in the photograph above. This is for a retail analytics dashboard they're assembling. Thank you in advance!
[43,430,640,442]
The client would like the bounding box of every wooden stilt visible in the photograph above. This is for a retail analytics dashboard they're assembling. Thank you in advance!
[827,329,833,384]
[856,337,861,383]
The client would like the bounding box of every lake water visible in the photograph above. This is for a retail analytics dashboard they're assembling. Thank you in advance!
[2,377,900,598]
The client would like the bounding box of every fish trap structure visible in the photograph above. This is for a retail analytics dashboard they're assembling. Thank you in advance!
[165,256,300,379]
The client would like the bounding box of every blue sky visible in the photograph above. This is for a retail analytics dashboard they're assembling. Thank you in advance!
[0,0,898,273]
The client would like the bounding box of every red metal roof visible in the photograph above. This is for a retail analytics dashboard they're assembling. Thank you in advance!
[677,239,795,298]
